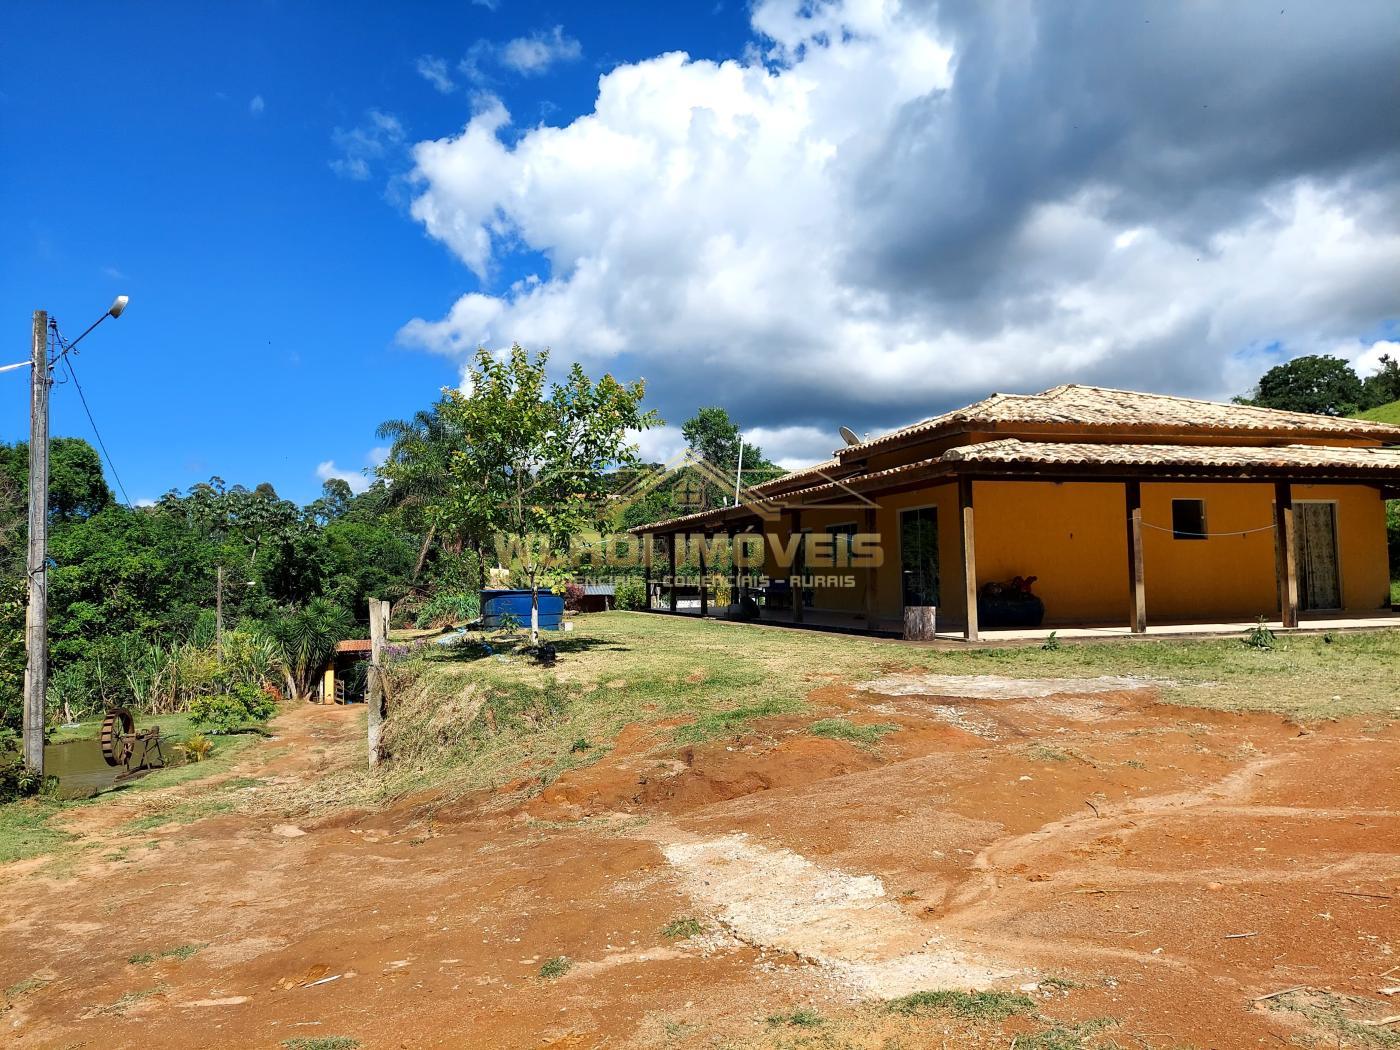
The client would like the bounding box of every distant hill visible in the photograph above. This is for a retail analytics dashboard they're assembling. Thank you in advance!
[1354,399,1400,425]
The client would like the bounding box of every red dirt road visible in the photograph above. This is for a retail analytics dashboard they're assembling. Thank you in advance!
[2,680,1397,1048]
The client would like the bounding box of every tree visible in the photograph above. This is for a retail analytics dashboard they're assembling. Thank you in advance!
[1236,355,1364,416]
[435,345,659,642]
[1361,353,1400,410]
[376,402,468,584]
[0,437,112,521]
[667,406,781,513]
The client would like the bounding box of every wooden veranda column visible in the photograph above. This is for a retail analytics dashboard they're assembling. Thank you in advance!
[1274,481,1299,628]
[790,509,804,623]
[1125,481,1146,633]
[699,534,709,618]
[668,533,678,613]
[863,505,879,633]
[959,477,978,641]
[727,527,737,610]
[642,533,652,610]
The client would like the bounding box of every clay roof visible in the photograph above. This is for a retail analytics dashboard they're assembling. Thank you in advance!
[944,439,1400,472]
[335,639,373,654]
[841,384,1400,456]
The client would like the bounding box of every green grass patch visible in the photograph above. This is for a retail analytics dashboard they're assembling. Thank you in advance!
[4,975,49,1003]
[538,956,571,980]
[807,718,898,745]
[766,1007,824,1028]
[1026,744,1071,763]
[1264,989,1400,1047]
[281,1039,361,1050]
[130,943,204,965]
[886,989,1036,1021]
[661,917,704,939]
[0,800,73,863]
[1017,1017,1120,1049]
[1355,398,1400,425]
[674,697,796,744]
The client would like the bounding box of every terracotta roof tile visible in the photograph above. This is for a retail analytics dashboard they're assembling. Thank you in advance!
[843,384,1400,455]
[944,439,1400,472]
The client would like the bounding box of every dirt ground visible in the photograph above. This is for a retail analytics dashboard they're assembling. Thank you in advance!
[2,675,1397,1049]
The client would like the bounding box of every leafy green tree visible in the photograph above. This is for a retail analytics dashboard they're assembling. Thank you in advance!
[1,437,112,521]
[1361,353,1400,410]
[435,345,659,642]
[1236,355,1364,416]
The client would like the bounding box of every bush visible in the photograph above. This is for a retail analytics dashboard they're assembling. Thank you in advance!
[562,582,586,612]
[189,684,277,734]
[614,576,646,610]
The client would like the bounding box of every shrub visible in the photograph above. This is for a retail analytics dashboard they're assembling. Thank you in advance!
[175,734,214,762]
[189,683,276,734]
[614,576,646,610]
[562,582,586,612]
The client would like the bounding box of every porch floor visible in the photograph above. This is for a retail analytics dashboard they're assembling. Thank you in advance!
[646,601,1400,643]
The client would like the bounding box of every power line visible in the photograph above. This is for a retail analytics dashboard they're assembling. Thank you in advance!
[60,353,133,508]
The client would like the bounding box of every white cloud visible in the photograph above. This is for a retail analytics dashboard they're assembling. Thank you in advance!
[134,498,156,508]
[416,55,455,94]
[399,0,1400,439]
[629,424,688,465]
[499,25,581,75]
[367,445,391,467]
[316,460,371,495]
[471,0,499,9]
[330,109,405,181]
[249,94,265,116]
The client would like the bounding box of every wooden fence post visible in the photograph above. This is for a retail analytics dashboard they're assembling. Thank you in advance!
[367,597,387,768]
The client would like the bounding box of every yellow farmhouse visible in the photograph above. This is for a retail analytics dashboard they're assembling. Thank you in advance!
[631,385,1400,640]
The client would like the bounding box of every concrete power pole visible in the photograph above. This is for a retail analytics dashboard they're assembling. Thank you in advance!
[23,311,50,775]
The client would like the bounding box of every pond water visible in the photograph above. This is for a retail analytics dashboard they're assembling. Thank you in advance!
[43,738,184,799]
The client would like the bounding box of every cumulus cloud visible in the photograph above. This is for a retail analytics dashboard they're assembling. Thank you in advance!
[248,94,265,115]
[330,109,405,180]
[416,55,455,94]
[499,25,581,75]
[399,0,1400,460]
[316,460,371,495]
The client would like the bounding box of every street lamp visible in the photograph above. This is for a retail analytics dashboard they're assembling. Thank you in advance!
[23,296,130,776]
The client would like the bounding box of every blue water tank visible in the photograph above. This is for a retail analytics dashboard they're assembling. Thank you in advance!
[480,589,565,630]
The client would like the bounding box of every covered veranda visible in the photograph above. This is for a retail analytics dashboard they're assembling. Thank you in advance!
[631,451,1399,642]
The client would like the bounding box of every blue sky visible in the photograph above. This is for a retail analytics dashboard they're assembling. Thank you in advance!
[4,1,1398,505]
[0,2,752,505]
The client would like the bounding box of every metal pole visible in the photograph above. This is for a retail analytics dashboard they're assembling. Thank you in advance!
[23,311,49,775]
[733,442,744,506]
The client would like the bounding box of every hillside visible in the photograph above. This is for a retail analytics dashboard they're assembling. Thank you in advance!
[1354,398,1400,425]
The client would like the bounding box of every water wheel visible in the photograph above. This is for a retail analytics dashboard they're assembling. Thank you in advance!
[100,707,136,768]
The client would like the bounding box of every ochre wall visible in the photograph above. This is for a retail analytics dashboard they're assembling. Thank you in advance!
[972,481,1129,625]
[745,479,1389,629]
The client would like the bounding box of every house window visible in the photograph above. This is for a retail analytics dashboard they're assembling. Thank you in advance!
[1171,499,1207,540]
[827,523,858,565]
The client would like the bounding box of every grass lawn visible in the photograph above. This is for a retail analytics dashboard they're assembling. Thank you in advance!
[364,611,1400,804]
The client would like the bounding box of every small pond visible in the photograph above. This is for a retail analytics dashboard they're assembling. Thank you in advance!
[43,738,185,799]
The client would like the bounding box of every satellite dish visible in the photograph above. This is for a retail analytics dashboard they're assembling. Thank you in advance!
[838,425,861,446]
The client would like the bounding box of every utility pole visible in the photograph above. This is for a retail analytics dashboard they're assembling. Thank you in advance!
[21,296,128,778]
[23,311,50,775]
[216,565,224,662]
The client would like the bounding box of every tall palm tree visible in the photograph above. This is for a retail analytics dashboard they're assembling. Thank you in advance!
[375,401,465,584]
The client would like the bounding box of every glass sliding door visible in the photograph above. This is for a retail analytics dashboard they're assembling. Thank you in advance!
[900,507,939,608]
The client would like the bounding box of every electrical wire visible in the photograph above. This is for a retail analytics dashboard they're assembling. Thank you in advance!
[59,352,134,509]
[1140,521,1277,538]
